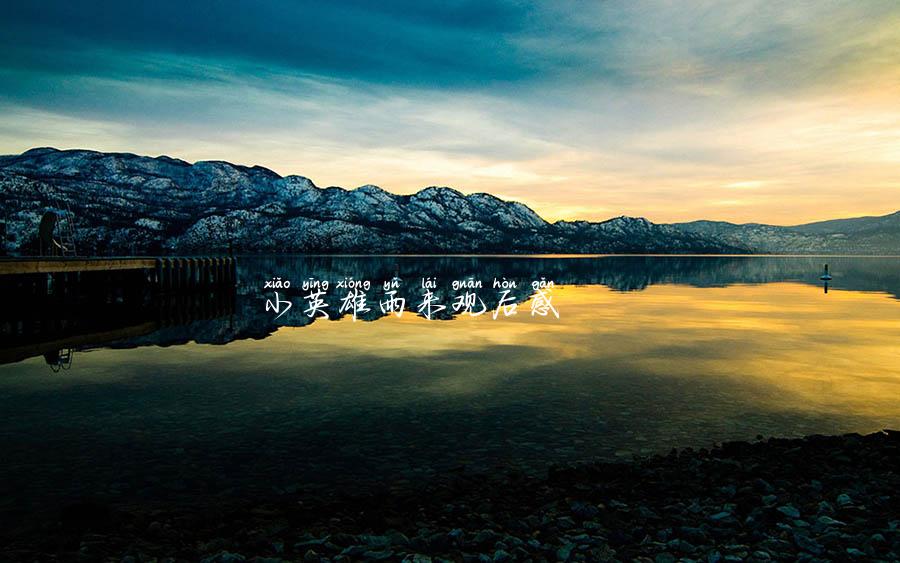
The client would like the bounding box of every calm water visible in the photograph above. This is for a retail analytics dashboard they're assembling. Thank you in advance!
[2,255,900,520]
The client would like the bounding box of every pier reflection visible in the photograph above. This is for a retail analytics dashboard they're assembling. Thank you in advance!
[0,273,236,366]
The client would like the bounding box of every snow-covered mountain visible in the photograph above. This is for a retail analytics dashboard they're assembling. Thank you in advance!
[1,148,896,255]
[0,148,735,255]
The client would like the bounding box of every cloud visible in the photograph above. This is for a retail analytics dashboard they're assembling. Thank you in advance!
[0,1,542,87]
[0,1,898,224]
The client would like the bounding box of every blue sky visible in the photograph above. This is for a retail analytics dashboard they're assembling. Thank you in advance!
[1,1,898,223]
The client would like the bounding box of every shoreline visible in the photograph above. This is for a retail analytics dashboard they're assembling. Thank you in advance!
[2,430,898,562]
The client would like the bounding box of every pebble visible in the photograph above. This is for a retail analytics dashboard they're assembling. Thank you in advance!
[777,505,800,519]
[12,431,900,563]
[836,493,853,507]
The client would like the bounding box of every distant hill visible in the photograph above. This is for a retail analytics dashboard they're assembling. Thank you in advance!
[792,211,900,235]
[0,147,897,255]
[673,212,900,254]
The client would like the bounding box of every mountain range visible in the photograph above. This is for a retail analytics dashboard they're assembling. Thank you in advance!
[1,147,898,255]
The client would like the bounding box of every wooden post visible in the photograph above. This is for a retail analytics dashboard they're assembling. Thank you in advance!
[178,258,188,290]
[202,258,210,287]
[171,259,179,291]
[164,258,173,292]
[197,258,206,288]
[193,258,200,288]
[185,259,192,289]
[155,258,164,291]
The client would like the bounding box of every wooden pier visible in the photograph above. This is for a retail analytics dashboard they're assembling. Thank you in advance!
[0,256,237,290]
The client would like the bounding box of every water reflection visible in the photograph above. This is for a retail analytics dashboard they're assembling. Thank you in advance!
[0,289,236,366]
[43,348,74,372]
[3,256,899,365]
[0,256,899,521]
[168,254,900,334]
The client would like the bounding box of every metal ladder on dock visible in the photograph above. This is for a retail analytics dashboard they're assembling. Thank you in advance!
[54,197,78,256]
[41,187,78,256]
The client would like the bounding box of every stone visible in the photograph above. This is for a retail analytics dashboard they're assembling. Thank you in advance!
[793,534,824,555]
[200,552,246,563]
[570,501,600,519]
[777,505,800,519]
[361,550,394,560]
[557,543,575,561]
[816,515,845,527]
[836,494,853,507]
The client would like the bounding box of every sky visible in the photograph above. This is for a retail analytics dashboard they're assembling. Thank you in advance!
[0,0,898,225]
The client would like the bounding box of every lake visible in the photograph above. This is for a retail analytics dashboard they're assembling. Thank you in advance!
[2,255,900,524]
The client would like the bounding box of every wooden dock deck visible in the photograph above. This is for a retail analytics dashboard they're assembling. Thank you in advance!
[0,256,237,291]
[0,257,157,275]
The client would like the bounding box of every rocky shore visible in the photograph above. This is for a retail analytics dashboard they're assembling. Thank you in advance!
[3,430,899,562]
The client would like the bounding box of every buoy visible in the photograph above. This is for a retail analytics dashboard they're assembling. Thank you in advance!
[819,264,833,281]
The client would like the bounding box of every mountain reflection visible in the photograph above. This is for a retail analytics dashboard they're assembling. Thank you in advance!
[2,255,899,365]
[243,255,900,296]
[226,254,900,336]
